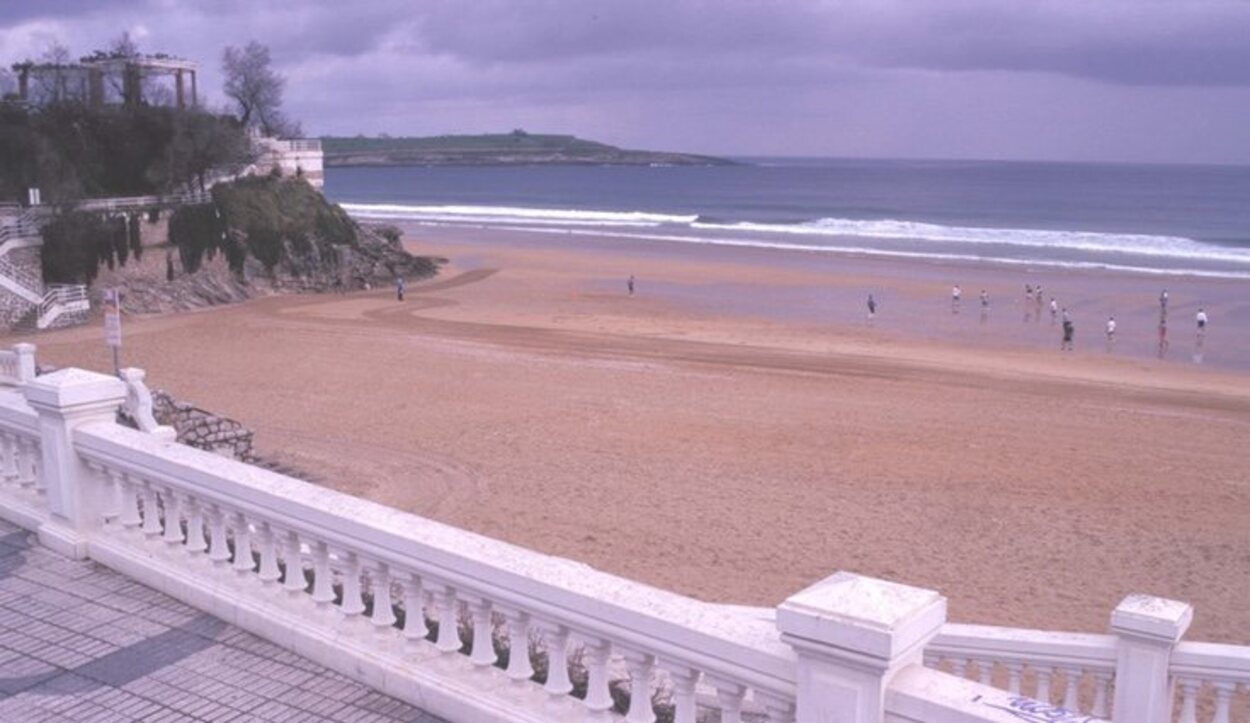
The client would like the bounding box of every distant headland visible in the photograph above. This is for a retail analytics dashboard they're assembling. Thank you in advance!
[320,130,735,168]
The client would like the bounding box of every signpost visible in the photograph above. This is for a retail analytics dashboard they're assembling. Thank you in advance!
[103,289,122,374]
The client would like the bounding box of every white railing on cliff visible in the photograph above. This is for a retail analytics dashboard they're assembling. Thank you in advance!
[36,283,90,329]
[0,350,1245,722]
[74,189,211,214]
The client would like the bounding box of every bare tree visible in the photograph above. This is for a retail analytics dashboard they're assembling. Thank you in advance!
[221,42,301,138]
[31,43,76,105]
[109,31,139,59]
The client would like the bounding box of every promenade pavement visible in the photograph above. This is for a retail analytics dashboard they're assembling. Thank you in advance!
[0,518,445,723]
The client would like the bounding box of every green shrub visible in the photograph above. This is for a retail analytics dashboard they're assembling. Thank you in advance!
[168,203,227,273]
[40,212,111,284]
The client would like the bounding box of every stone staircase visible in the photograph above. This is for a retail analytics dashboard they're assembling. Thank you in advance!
[0,211,91,332]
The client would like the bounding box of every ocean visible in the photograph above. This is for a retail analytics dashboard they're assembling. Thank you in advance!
[324,158,1250,279]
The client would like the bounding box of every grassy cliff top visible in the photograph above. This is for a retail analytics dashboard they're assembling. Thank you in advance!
[322,132,614,154]
[319,132,732,167]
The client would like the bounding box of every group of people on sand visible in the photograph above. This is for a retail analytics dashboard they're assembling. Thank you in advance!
[864,282,1211,357]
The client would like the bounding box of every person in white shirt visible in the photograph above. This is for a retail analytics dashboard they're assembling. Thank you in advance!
[1196,307,1208,332]
[1049,298,1058,321]
[951,284,961,314]
[1105,316,1116,350]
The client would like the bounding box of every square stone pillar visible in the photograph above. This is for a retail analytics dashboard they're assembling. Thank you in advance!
[776,572,946,723]
[24,368,127,559]
[12,343,36,383]
[1110,594,1192,723]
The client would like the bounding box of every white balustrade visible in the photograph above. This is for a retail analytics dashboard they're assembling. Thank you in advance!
[927,623,1118,716]
[4,364,1250,723]
[1170,642,1250,723]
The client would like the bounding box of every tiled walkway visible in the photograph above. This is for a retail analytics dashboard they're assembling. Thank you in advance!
[0,519,445,722]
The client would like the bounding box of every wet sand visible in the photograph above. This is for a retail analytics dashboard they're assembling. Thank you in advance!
[21,225,1250,643]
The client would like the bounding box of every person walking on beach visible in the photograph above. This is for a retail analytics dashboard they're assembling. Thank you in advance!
[1049,297,1058,323]
[1196,307,1208,334]
[1160,289,1169,313]
[396,275,404,302]
[1061,318,1075,351]
[627,275,635,296]
[1061,307,1071,324]
[951,284,961,313]
[866,293,877,321]
[980,289,989,309]
[1105,315,1116,351]
[1035,286,1044,306]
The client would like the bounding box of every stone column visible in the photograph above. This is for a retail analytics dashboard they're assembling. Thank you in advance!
[776,572,946,723]
[175,70,185,109]
[1110,594,1192,723]
[24,368,127,559]
[190,70,198,107]
[88,68,104,107]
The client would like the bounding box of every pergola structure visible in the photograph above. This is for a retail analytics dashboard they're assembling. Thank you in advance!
[13,54,198,109]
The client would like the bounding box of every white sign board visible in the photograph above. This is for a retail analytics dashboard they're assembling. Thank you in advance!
[103,289,122,348]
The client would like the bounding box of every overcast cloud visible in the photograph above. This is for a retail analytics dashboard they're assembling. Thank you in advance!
[2,0,1249,163]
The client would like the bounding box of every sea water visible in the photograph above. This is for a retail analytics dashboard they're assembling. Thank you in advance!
[325,158,1250,279]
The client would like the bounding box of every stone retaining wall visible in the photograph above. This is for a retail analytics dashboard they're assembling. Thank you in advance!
[148,389,256,461]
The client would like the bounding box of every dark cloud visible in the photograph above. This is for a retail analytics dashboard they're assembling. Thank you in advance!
[2,0,1249,162]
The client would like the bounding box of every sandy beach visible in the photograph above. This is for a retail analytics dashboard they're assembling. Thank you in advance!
[21,225,1250,643]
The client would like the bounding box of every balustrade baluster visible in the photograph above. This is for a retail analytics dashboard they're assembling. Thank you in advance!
[1176,679,1199,723]
[1212,682,1233,723]
[756,691,796,723]
[338,552,365,619]
[370,564,396,631]
[951,658,968,679]
[91,463,119,524]
[16,437,35,488]
[118,473,142,529]
[161,490,183,545]
[257,524,281,584]
[29,444,41,491]
[621,649,656,723]
[231,513,255,574]
[400,574,428,642]
[665,665,699,723]
[208,507,231,565]
[580,636,613,717]
[710,677,747,723]
[1061,667,1081,711]
[0,433,17,484]
[539,622,572,697]
[977,658,994,687]
[140,482,162,537]
[433,585,461,653]
[310,541,335,607]
[1091,672,1111,717]
[184,497,206,553]
[1034,667,1053,704]
[498,607,532,683]
[281,532,306,595]
[466,597,495,667]
[1005,663,1023,694]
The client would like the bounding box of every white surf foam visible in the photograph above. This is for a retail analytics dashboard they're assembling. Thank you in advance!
[341,202,1250,277]
[692,218,1250,265]
[342,203,697,228]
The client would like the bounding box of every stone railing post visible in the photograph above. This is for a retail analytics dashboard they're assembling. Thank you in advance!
[1110,594,1192,723]
[14,343,36,383]
[24,368,126,558]
[776,572,946,723]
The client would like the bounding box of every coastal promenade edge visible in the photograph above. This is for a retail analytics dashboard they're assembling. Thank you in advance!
[0,345,1244,722]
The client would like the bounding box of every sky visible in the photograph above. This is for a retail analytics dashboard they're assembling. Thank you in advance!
[2,0,1250,164]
